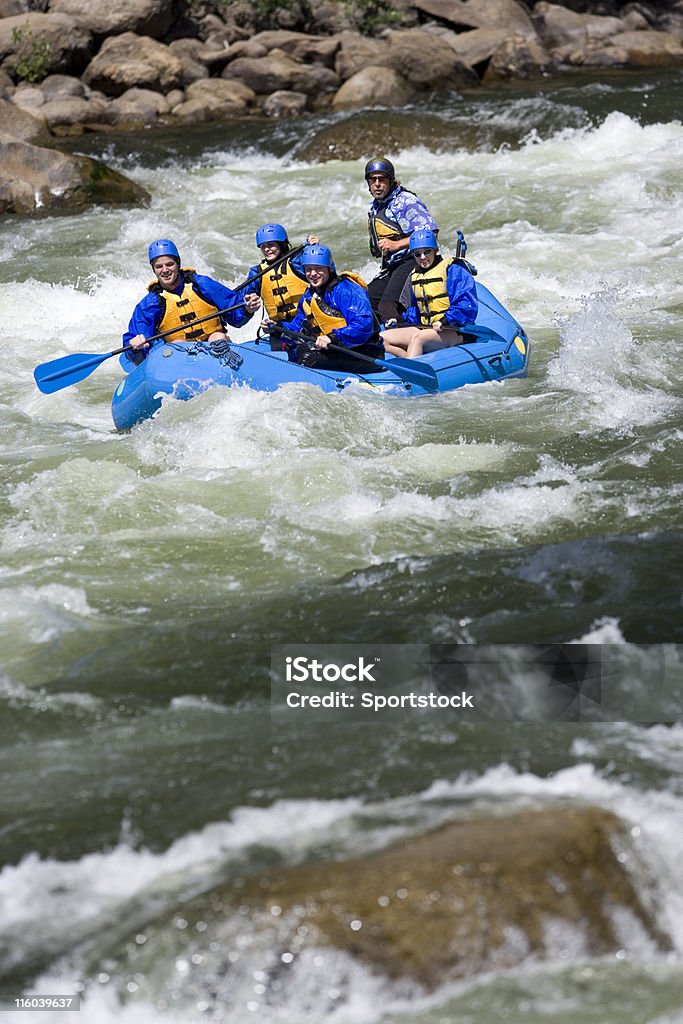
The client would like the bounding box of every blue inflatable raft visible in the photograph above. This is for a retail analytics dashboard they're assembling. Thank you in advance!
[111,282,529,430]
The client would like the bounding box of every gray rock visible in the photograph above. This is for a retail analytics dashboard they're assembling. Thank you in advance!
[532,3,625,49]
[262,89,308,118]
[12,84,45,109]
[40,95,111,133]
[82,32,184,97]
[0,133,150,214]
[48,0,173,41]
[40,73,88,101]
[0,96,51,143]
[171,77,255,122]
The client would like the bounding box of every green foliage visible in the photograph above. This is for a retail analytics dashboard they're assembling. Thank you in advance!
[252,0,299,15]
[343,0,403,34]
[12,25,53,84]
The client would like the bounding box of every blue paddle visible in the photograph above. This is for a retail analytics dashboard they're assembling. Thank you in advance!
[270,323,440,394]
[34,245,306,395]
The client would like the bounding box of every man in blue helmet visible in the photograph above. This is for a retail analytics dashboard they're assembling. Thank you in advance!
[240,223,318,324]
[123,239,248,364]
[364,157,439,325]
[268,243,383,372]
[381,229,478,358]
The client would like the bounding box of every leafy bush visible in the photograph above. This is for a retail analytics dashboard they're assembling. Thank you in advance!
[12,26,53,84]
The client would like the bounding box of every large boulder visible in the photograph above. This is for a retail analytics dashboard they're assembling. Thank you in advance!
[382,28,480,88]
[262,89,308,118]
[98,805,671,998]
[532,3,625,49]
[249,30,341,67]
[412,0,536,35]
[562,28,683,66]
[334,31,389,81]
[82,32,184,97]
[39,96,111,134]
[0,12,93,79]
[223,50,339,95]
[483,33,553,80]
[47,0,173,40]
[107,87,170,128]
[0,135,150,214]
[332,65,417,110]
[172,77,256,122]
[438,26,511,69]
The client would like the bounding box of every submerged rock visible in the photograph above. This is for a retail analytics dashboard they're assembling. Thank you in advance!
[83,804,670,1003]
[230,805,669,986]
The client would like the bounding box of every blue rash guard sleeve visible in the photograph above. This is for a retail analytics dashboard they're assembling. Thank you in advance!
[401,262,478,329]
[284,279,375,348]
[121,291,163,365]
[192,274,247,328]
[442,263,478,327]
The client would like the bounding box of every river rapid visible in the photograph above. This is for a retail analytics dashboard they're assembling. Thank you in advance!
[1,70,682,1022]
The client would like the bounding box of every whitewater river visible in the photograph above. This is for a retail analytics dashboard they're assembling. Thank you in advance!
[1,69,682,1022]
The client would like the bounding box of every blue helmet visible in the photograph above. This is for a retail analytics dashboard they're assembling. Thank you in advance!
[302,243,334,270]
[409,229,439,252]
[149,239,180,264]
[364,157,395,181]
[256,223,288,248]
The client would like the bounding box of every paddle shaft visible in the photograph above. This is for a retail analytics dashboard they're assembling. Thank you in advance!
[271,324,439,392]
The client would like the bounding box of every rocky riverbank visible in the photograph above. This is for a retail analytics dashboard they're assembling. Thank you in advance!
[1,0,682,214]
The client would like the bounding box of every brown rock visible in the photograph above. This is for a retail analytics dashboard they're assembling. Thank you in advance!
[82,32,184,98]
[483,33,552,80]
[47,0,173,41]
[0,12,93,79]
[237,807,671,985]
[171,77,255,122]
[438,26,511,69]
[167,42,209,87]
[250,30,341,67]
[334,31,389,81]
[109,805,670,994]
[0,134,150,214]
[332,65,417,110]
[108,87,170,127]
[382,28,480,88]
[412,0,536,35]
[262,89,308,117]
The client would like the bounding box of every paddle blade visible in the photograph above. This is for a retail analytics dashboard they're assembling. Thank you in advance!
[34,350,115,394]
[385,356,439,393]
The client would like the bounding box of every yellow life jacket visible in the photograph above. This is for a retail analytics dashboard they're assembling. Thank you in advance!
[258,256,308,322]
[411,256,452,326]
[301,273,368,335]
[148,268,223,341]
[367,187,417,257]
